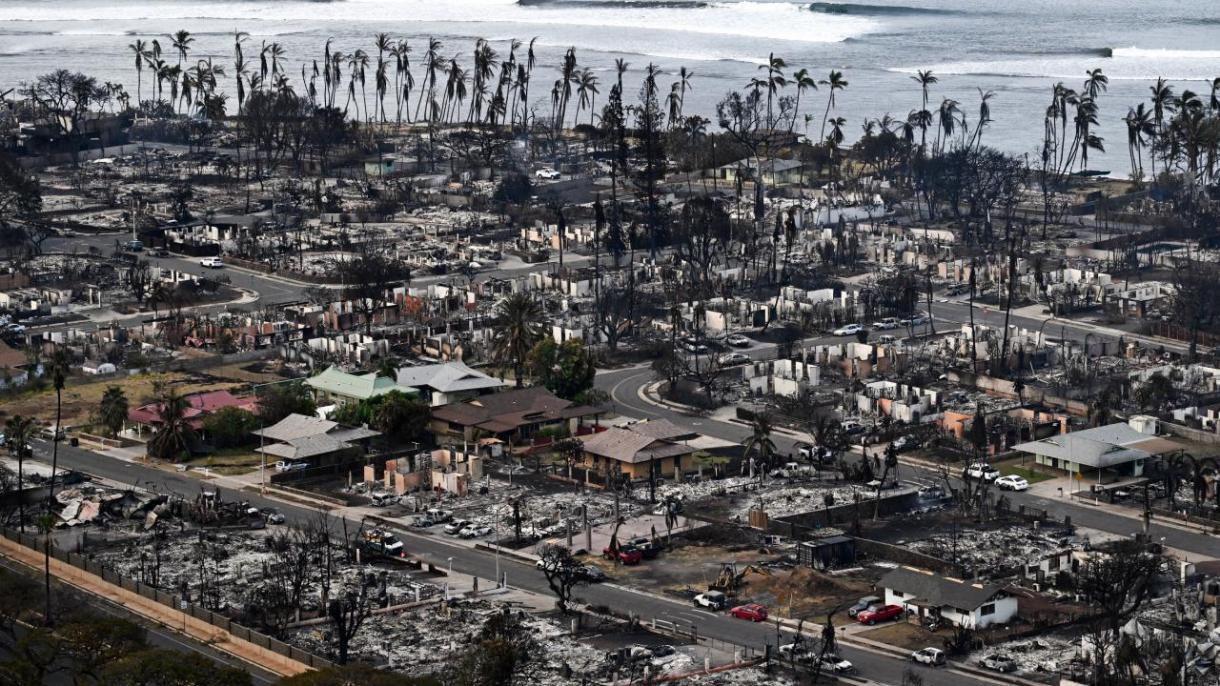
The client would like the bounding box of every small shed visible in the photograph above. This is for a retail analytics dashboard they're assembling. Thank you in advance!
[798,535,857,570]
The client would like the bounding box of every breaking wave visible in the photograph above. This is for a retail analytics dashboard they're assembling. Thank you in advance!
[890,46,1220,82]
[808,2,963,16]
[519,0,710,7]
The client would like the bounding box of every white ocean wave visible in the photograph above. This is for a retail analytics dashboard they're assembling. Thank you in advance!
[890,46,1220,82]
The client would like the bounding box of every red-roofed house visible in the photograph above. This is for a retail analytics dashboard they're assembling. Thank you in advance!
[127,390,260,435]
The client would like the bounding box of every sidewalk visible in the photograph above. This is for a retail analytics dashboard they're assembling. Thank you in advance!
[0,534,310,678]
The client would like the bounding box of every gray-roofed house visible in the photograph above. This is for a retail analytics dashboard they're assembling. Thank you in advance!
[1012,421,1172,479]
[253,413,381,471]
[878,566,1017,629]
[395,361,505,406]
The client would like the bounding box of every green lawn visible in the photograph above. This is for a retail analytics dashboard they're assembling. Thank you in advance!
[997,463,1055,484]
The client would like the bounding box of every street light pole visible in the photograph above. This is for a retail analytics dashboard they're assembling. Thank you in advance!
[248,377,301,495]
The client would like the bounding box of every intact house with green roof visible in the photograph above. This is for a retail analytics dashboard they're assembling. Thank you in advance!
[305,365,419,409]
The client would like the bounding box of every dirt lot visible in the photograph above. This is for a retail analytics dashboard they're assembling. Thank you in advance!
[0,371,237,427]
[583,529,876,623]
[857,619,944,651]
[184,448,265,475]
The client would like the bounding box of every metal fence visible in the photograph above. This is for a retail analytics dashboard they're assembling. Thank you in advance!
[1,527,336,671]
[648,617,760,660]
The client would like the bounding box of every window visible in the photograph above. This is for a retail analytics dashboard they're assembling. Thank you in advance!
[980,603,995,616]
[892,590,904,598]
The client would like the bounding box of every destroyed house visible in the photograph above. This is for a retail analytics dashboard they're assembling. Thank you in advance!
[878,567,1017,629]
[430,386,601,443]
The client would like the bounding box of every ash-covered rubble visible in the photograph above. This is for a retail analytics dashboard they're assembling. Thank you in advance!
[646,475,879,519]
[903,524,1076,579]
[384,482,640,543]
[290,596,785,685]
[972,636,1077,677]
[54,485,169,528]
[290,599,603,680]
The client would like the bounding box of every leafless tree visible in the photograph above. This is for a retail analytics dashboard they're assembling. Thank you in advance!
[327,583,371,665]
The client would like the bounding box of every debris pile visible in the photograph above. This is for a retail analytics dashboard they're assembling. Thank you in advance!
[904,525,1074,578]
[973,636,1076,676]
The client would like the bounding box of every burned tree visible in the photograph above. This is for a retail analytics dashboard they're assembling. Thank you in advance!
[1076,540,1164,685]
[339,242,409,335]
[536,543,584,613]
[327,583,372,666]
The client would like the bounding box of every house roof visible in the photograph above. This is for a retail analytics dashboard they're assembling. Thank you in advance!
[254,413,381,459]
[433,387,599,433]
[395,361,504,395]
[253,414,337,442]
[259,433,352,460]
[628,419,696,442]
[579,426,696,464]
[128,390,258,429]
[305,366,400,400]
[878,567,1006,611]
[1013,422,1157,468]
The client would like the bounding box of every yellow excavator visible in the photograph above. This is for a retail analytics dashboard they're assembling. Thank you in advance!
[708,562,770,597]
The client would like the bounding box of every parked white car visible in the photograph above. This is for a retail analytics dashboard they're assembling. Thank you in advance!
[534,168,561,180]
[833,324,865,336]
[911,647,946,666]
[995,474,1030,491]
[693,591,728,610]
[818,655,855,673]
[459,524,493,538]
[718,352,750,366]
[965,462,1001,481]
[199,256,224,268]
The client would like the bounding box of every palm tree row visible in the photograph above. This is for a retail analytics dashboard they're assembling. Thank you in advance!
[1122,76,1220,189]
[128,31,227,118]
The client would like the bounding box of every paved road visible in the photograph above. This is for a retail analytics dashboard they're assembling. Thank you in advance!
[40,232,592,333]
[24,439,997,686]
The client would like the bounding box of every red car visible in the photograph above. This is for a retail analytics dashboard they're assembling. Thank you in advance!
[857,604,903,625]
[729,603,769,622]
[603,545,643,565]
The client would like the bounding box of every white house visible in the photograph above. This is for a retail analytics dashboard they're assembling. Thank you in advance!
[877,567,1018,629]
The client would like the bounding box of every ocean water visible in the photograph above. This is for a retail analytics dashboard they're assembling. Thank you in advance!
[2,0,1218,171]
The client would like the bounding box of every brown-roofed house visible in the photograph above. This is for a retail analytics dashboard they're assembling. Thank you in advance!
[429,386,603,443]
[578,424,696,480]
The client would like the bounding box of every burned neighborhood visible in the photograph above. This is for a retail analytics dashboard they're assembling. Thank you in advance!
[1,20,1220,686]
